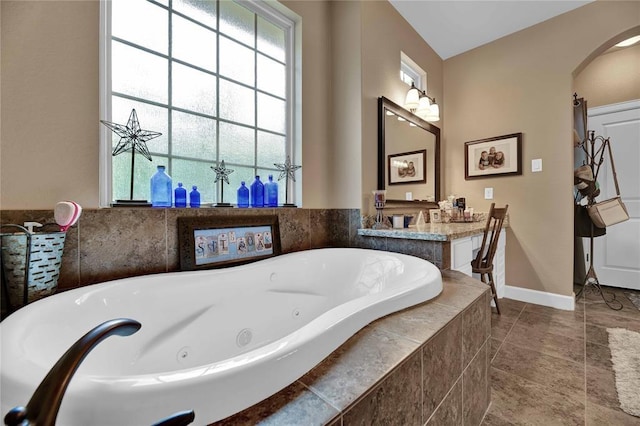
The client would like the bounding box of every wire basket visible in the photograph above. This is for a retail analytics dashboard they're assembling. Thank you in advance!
[1,224,66,309]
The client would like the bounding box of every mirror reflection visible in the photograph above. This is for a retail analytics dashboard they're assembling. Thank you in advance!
[378,96,440,204]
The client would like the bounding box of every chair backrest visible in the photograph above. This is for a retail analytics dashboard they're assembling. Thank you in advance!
[472,203,509,270]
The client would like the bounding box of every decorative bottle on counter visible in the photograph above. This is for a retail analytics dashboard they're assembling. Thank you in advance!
[189,186,200,208]
[150,165,172,207]
[250,176,264,208]
[265,174,278,207]
[237,181,249,208]
[174,182,187,208]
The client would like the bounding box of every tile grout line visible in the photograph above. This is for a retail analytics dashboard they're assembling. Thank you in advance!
[490,302,526,363]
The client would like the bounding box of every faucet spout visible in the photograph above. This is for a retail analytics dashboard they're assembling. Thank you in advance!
[4,318,141,426]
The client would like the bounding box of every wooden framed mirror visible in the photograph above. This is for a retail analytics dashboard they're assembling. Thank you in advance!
[378,96,441,208]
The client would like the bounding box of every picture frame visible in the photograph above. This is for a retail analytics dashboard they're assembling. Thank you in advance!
[388,149,427,185]
[429,209,442,223]
[464,133,522,180]
[178,215,281,271]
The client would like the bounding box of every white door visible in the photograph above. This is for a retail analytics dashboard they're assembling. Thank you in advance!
[588,100,640,290]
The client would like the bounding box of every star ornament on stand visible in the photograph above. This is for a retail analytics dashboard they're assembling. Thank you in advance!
[274,155,302,207]
[100,109,162,205]
[211,160,234,207]
[101,109,161,161]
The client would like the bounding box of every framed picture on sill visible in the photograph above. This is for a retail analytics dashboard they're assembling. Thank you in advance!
[465,133,522,180]
[388,149,427,185]
[178,215,281,271]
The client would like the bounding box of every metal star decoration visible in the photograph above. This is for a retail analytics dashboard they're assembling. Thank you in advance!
[100,109,162,161]
[211,160,234,184]
[274,155,302,182]
[211,160,234,206]
[100,109,162,204]
[274,155,302,207]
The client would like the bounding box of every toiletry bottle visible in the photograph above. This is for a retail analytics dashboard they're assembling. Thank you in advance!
[250,176,264,207]
[189,186,200,208]
[237,181,249,208]
[265,174,278,207]
[174,182,187,208]
[150,165,172,207]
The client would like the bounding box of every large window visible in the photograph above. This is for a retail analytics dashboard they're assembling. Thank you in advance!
[100,0,296,206]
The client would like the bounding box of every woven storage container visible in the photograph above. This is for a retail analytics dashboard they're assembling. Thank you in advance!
[1,231,66,308]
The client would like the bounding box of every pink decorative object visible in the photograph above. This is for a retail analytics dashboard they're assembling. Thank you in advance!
[54,201,82,232]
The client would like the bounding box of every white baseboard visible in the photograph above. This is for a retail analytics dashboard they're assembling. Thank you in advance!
[502,285,576,311]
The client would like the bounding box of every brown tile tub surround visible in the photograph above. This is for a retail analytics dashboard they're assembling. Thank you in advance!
[0,208,356,290]
[215,271,491,426]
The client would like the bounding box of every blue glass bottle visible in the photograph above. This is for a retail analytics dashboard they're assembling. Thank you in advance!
[174,182,187,207]
[189,186,201,208]
[265,174,278,207]
[237,181,249,208]
[250,176,264,208]
[150,165,172,207]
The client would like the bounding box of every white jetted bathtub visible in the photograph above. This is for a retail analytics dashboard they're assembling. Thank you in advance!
[1,248,442,425]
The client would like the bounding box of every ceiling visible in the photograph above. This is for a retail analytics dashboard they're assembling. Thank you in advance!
[389,0,594,60]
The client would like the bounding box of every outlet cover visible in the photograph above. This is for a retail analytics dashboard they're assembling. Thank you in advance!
[405,192,413,201]
[484,187,493,200]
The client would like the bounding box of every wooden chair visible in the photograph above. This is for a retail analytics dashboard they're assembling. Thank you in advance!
[471,203,508,315]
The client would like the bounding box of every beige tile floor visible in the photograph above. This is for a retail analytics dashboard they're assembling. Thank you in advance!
[483,285,640,425]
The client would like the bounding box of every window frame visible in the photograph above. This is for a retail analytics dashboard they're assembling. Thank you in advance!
[400,51,427,92]
[99,0,300,207]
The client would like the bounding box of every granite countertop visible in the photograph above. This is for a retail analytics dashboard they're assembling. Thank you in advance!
[358,221,490,241]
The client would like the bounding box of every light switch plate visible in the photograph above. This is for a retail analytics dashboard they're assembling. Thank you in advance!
[405,192,413,201]
[484,187,493,200]
[532,158,542,172]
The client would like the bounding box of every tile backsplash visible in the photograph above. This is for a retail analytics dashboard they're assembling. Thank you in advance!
[1,208,359,291]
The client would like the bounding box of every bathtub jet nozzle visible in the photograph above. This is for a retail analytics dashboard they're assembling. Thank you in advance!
[3,318,141,426]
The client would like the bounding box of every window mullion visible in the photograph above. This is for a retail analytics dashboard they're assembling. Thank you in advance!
[167,0,173,177]
[215,0,221,203]
[254,12,258,178]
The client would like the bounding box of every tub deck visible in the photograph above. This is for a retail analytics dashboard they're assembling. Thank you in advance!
[214,270,491,425]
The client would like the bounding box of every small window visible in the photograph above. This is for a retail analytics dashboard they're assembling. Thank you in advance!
[400,51,426,91]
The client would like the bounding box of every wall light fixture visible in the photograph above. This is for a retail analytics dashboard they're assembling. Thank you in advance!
[403,83,440,122]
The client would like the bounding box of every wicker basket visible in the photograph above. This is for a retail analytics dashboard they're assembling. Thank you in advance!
[1,226,66,308]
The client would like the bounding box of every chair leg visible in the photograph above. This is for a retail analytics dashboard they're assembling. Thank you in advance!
[487,271,500,315]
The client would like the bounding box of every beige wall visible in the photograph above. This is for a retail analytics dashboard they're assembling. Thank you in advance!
[574,44,640,108]
[361,0,443,212]
[443,1,640,297]
[1,1,100,209]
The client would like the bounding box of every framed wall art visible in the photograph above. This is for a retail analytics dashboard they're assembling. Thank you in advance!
[465,133,522,180]
[178,215,281,271]
[388,149,427,185]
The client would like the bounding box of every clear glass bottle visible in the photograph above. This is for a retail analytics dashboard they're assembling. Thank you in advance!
[150,165,172,207]
[237,181,249,208]
[265,174,278,207]
[250,176,264,208]
[174,182,187,208]
[189,185,200,208]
